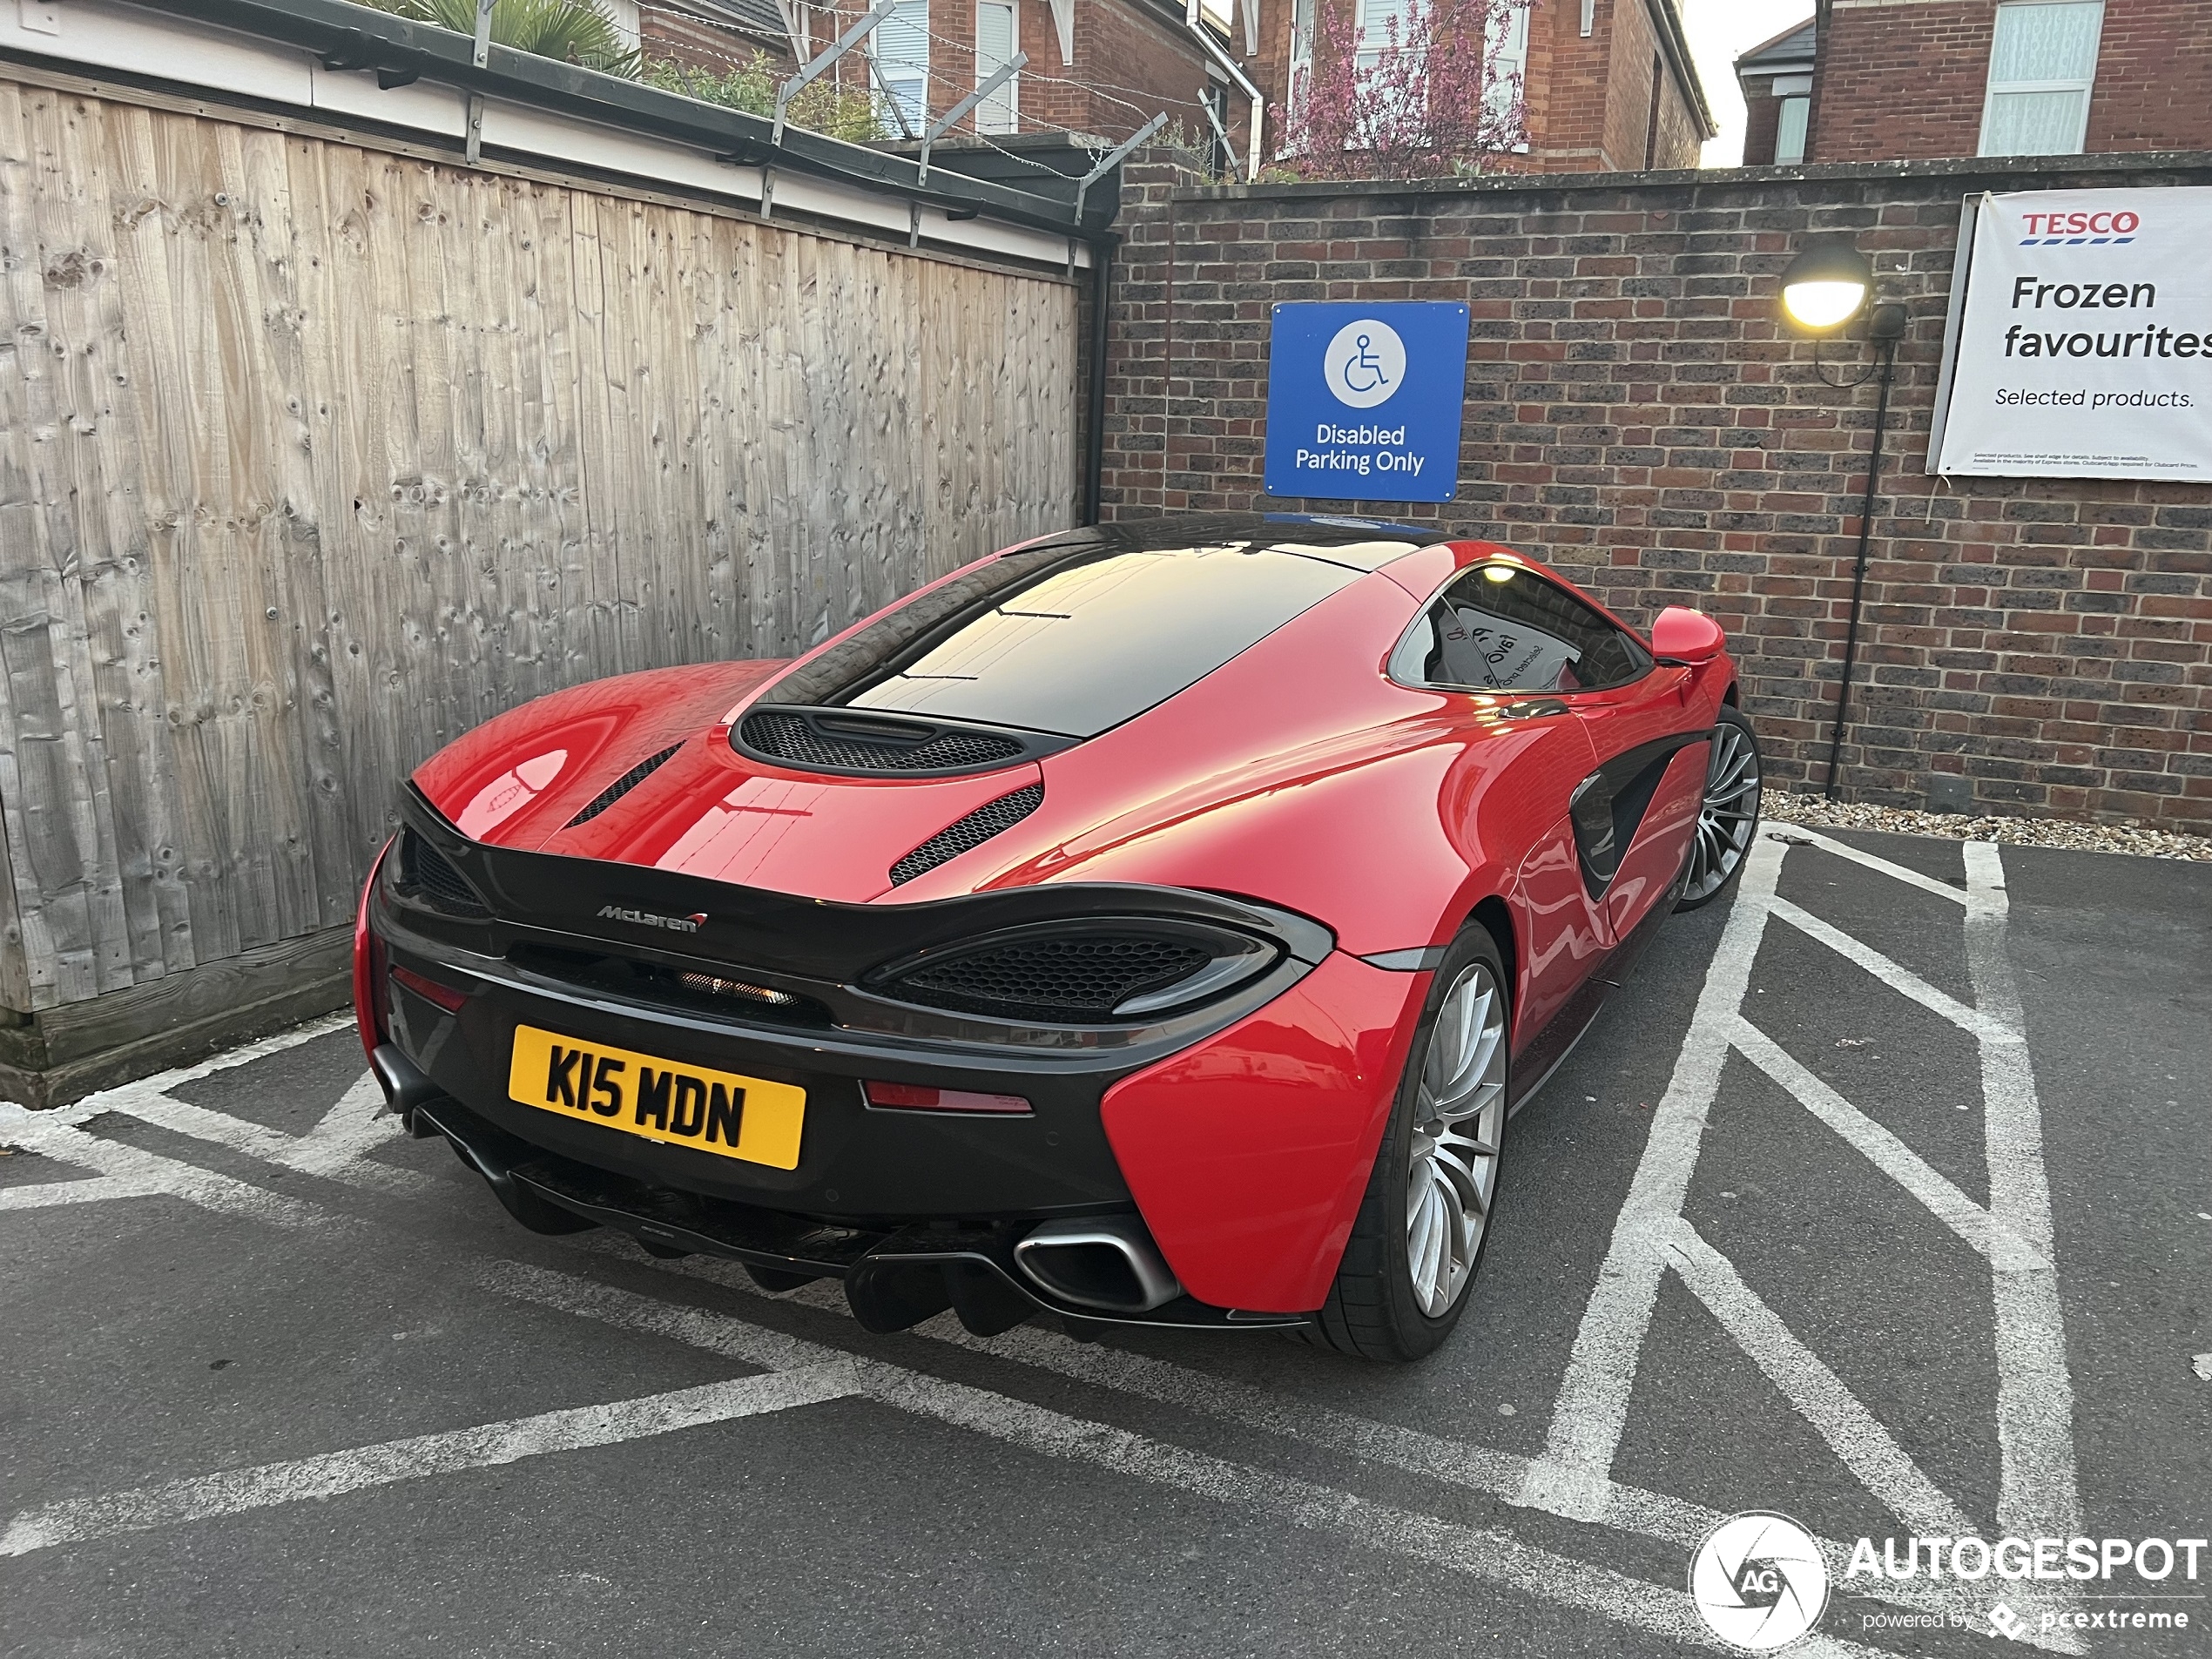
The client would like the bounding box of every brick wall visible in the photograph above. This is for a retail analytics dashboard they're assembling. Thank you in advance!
[1741,79,1784,166]
[1095,149,2212,826]
[1243,0,1703,177]
[1017,0,1250,148]
[1810,0,2212,164]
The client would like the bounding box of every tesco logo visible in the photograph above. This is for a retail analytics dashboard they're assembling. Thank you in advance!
[2019,208,2141,246]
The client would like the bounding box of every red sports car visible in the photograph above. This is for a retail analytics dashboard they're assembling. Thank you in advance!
[355,515,1760,1361]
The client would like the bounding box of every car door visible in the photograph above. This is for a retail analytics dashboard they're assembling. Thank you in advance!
[1413,561,1708,945]
[1387,568,1613,1047]
[1397,560,1710,970]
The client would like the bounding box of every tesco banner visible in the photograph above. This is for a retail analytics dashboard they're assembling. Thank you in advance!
[1929,187,2212,480]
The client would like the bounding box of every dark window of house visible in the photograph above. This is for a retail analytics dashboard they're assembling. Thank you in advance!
[1390,564,1652,694]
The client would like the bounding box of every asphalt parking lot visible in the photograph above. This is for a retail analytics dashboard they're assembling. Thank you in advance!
[3,825,2207,1659]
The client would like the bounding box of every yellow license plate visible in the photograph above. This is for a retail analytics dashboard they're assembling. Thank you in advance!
[507,1024,805,1170]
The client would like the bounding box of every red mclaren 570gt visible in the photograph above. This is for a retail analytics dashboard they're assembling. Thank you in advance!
[356,514,1761,1361]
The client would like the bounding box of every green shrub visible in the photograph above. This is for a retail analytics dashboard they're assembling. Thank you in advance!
[362,0,641,75]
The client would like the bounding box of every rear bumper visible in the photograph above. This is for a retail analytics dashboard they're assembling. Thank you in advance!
[359,802,1429,1325]
[390,1060,1308,1334]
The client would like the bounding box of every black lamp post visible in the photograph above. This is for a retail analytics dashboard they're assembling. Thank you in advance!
[1777,235,1909,799]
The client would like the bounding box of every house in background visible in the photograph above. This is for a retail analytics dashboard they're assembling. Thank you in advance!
[623,0,1257,162]
[1734,17,1813,165]
[1244,0,1716,173]
[1783,0,2212,162]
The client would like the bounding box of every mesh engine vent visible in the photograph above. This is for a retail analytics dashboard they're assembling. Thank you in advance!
[566,742,683,828]
[399,830,489,917]
[744,711,1022,774]
[887,934,1214,1022]
[888,784,1045,887]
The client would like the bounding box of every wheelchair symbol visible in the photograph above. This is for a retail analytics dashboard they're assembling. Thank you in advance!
[1324,319,1406,410]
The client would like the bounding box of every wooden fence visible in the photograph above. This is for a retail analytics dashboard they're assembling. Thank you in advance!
[0,75,1080,1042]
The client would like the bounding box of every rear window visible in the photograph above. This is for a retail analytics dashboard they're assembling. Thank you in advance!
[760,532,1399,738]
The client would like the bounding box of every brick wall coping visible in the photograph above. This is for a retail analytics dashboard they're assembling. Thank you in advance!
[1165,148,2212,204]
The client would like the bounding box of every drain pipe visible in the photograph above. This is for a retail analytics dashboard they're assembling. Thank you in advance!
[1083,239,1114,525]
[1072,118,1163,526]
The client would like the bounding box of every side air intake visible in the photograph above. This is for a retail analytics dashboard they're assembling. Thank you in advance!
[565,743,683,828]
[396,830,490,917]
[888,784,1044,887]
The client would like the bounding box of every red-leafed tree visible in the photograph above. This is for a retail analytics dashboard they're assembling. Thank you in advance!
[1280,0,1530,180]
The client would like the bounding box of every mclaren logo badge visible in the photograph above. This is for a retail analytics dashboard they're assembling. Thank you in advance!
[597,904,709,934]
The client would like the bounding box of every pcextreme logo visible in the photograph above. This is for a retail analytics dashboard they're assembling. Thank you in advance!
[596,904,708,934]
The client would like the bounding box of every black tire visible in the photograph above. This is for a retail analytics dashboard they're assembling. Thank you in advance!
[1674,705,1763,913]
[1305,923,1509,1364]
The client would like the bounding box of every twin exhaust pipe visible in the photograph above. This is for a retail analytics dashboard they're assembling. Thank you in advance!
[1012,1215,1182,1313]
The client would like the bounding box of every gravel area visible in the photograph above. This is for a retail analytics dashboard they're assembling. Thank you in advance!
[1763,792,2212,860]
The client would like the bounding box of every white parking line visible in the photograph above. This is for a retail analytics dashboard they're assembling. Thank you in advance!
[0,1365,861,1558]
[1730,1015,2046,1271]
[1964,844,2080,1548]
[484,1255,1898,1659]
[0,1173,171,1211]
[1521,832,1785,1523]
[1661,1222,1973,1537]
[0,1105,369,1238]
[1771,898,2013,1042]
[1777,827,1971,907]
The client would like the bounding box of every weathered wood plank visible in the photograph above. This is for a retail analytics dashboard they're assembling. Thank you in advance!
[0,75,1081,1022]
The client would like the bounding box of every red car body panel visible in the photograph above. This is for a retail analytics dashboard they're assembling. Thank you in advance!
[1098,950,1427,1312]
[386,517,1740,1320]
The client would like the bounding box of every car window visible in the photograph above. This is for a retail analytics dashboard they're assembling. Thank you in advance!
[1389,563,1652,694]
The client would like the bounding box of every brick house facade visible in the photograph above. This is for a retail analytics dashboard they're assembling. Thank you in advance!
[1089,149,2212,826]
[629,0,1255,155]
[1736,17,1814,167]
[1240,0,1715,175]
[1803,0,2212,163]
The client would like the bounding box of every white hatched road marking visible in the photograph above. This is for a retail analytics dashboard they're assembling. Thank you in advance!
[1520,832,1785,1523]
[0,833,2087,1655]
[1524,831,2085,1649]
[1777,826,1972,908]
[0,1366,862,1557]
[1770,898,2014,1042]
[482,1258,1899,1659]
[1660,1221,1973,1537]
[1730,1015,2046,1271]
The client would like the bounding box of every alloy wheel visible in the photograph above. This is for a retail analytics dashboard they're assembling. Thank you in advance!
[1405,961,1507,1318]
[1683,718,1761,905]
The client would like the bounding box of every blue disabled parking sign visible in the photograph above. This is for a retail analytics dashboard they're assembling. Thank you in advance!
[1264,301,1470,503]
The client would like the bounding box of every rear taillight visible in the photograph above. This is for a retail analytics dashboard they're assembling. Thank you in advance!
[390,964,469,1014]
[354,840,391,1061]
[863,1081,1031,1115]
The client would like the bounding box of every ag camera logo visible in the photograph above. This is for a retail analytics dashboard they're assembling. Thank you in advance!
[1324,319,1406,409]
[1690,1512,1831,1650]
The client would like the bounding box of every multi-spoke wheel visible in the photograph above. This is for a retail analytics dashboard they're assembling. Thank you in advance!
[1308,926,1510,1362]
[1404,961,1507,1317]
[1675,705,1763,912]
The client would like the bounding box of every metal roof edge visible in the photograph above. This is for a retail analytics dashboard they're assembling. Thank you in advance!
[124,0,1107,237]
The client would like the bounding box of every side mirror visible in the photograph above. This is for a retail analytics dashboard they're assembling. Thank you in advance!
[1649,606,1726,665]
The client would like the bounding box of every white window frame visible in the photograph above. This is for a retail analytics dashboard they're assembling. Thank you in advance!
[1353,0,1413,75]
[1774,93,1809,164]
[1485,2,1528,152]
[975,0,1020,134]
[1283,0,1315,142]
[873,0,931,130]
[1978,0,2103,158]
